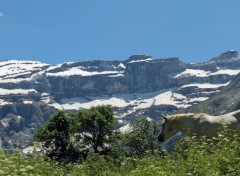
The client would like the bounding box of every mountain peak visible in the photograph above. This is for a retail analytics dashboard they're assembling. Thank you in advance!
[127,55,152,63]
[217,50,238,60]
[214,50,238,61]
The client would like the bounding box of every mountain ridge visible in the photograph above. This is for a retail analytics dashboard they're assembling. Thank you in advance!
[1,50,240,149]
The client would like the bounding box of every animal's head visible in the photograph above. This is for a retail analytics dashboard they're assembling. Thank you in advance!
[158,115,175,142]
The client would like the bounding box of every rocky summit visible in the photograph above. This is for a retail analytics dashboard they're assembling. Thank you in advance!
[1,50,240,149]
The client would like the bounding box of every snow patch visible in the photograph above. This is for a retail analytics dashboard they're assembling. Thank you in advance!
[108,74,125,77]
[119,123,131,133]
[188,97,209,102]
[175,68,240,78]
[174,69,210,78]
[128,58,153,63]
[181,82,229,89]
[0,88,37,95]
[59,90,191,113]
[210,69,240,76]
[0,60,48,83]
[0,99,12,105]
[47,67,123,77]
[117,63,126,69]
[23,100,34,104]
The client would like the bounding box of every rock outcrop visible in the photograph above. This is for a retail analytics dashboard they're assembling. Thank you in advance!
[1,51,240,148]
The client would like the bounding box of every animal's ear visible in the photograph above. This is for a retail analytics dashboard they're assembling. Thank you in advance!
[161,113,169,121]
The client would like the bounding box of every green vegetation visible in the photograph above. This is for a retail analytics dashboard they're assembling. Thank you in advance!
[0,150,67,175]
[77,105,116,153]
[1,106,240,175]
[34,111,73,162]
[123,117,160,156]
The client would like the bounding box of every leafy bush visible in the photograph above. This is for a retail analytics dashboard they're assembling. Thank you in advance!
[34,106,117,163]
[77,105,117,153]
[123,117,160,156]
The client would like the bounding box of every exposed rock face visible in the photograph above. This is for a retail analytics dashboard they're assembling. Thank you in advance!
[125,58,186,92]
[213,50,238,61]
[1,51,240,149]
[186,73,240,115]
[48,75,128,100]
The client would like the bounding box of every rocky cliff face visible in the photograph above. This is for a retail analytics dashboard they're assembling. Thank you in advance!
[1,50,240,149]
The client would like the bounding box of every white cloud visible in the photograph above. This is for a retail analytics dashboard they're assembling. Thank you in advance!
[0,12,3,17]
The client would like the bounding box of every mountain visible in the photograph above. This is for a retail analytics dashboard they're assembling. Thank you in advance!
[1,50,240,149]
[186,71,240,115]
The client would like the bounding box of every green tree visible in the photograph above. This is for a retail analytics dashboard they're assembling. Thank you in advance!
[124,117,160,156]
[34,111,74,162]
[78,105,117,153]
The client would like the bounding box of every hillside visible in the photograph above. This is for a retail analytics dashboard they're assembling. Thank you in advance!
[186,72,240,115]
[1,50,240,148]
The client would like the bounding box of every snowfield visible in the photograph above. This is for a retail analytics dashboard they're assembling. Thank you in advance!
[0,60,49,83]
[46,67,124,77]
[0,88,37,95]
[128,58,153,63]
[181,82,230,89]
[57,90,192,113]
[175,68,240,78]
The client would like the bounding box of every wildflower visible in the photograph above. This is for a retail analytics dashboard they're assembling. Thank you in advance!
[191,136,197,139]
[233,134,238,138]
[223,138,229,142]
[19,168,26,172]
[212,137,217,140]
[0,170,5,175]
[26,165,34,170]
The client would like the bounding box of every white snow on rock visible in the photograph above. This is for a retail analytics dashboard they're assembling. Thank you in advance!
[188,97,209,103]
[119,123,131,133]
[0,99,12,105]
[46,67,123,77]
[23,100,34,104]
[174,69,210,78]
[117,63,126,69]
[108,74,125,77]
[41,93,50,97]
[154,91,189,107]
[0,77,30,83]
[0,88,37,95]
[59,90,191,113]
[0,60,48,76]
[0,60,49,83]
[40,94,63,109]
[210,69,240,76]
[175,68,240,78]
[128,58,153,63]
[47,64,63,71]
[181,82,229,89]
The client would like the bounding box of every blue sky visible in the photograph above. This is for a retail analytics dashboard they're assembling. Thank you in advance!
[0,0,240,64]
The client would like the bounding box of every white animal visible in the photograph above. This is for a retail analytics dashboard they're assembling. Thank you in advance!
[158,109,240,142]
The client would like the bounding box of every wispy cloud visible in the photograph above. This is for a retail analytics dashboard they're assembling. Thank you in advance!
[0,12,3,17]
